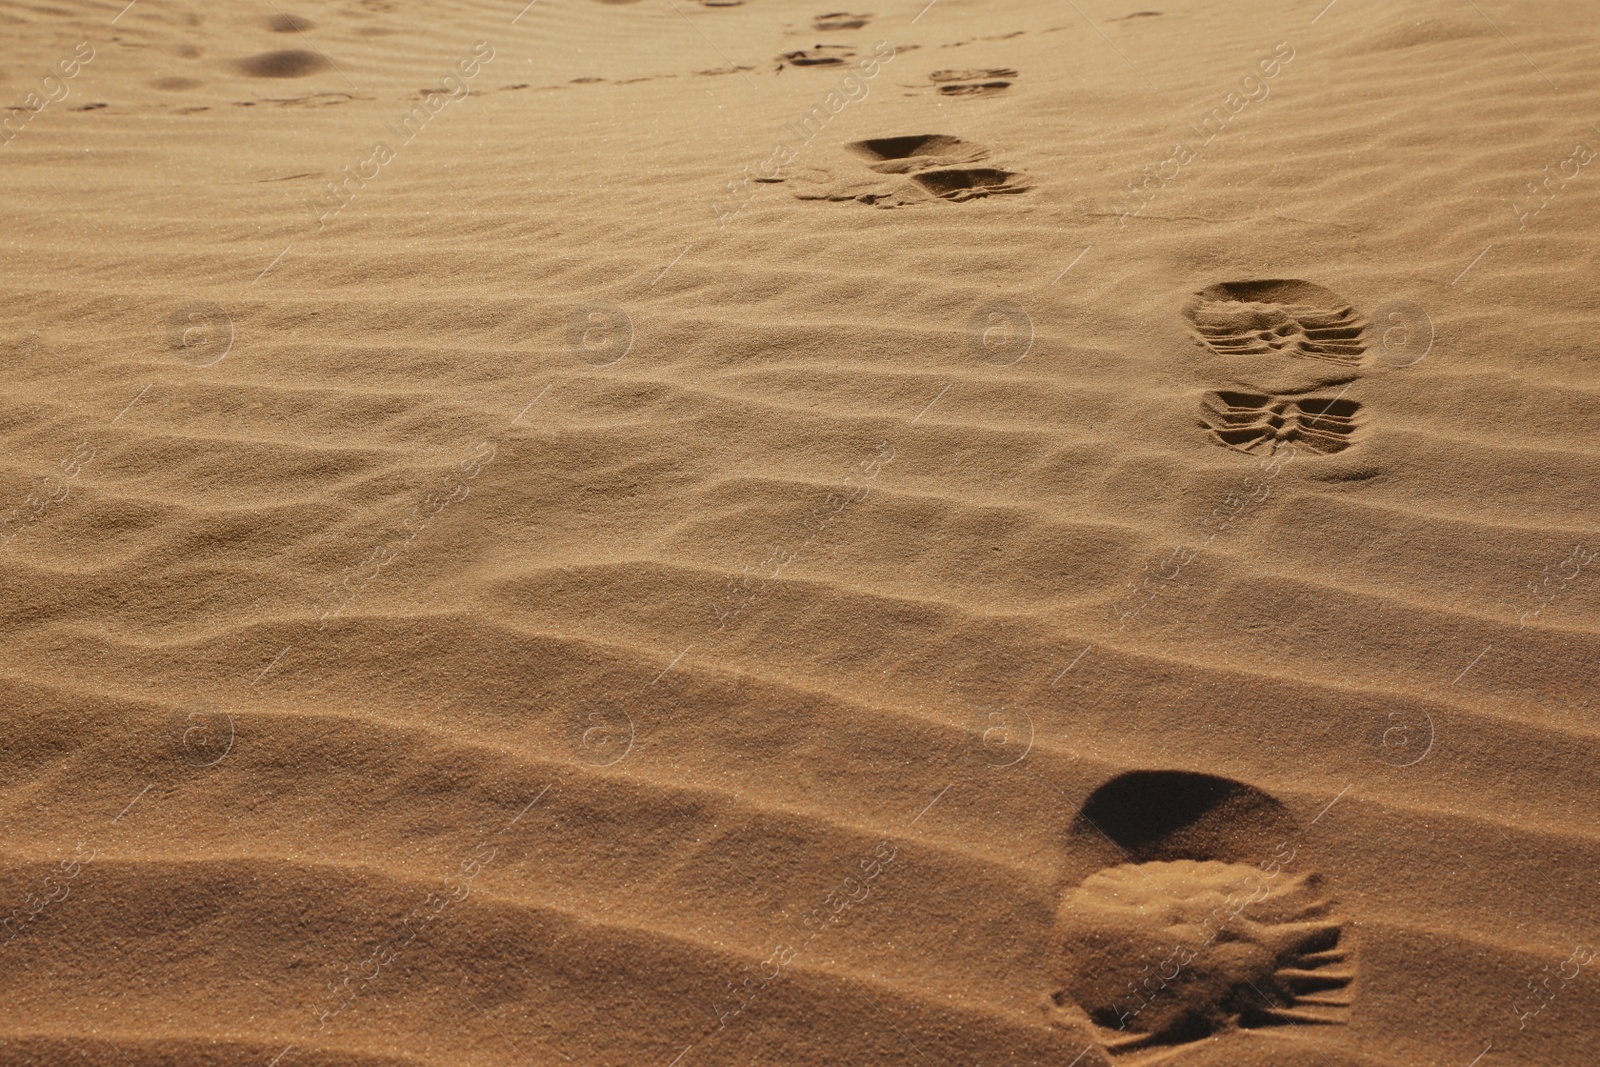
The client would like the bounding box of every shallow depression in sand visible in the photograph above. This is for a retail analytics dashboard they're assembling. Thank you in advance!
[233,49,330,78]
[1054,859,1352,1052]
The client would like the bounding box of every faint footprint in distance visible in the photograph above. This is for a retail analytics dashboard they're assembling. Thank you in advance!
[849,133,989,171]
[267,13,315,32]
[930,67,1016,96]
[814,12,872,30]
[791,134,1029,206]
[779,44,857,67]
[233,50,330,78]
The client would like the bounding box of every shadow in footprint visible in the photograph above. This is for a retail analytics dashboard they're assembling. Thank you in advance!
[912,167,1028,200]
[1069,770,1295,868]
[1052,771,1353,1058]
[848,133,988,170]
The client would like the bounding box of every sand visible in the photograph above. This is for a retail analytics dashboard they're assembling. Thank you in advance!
[1,0,1597,1064]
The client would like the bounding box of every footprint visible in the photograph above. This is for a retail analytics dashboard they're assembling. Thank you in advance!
[228,93,350,109]
[233,50,330,78]
[1184,280,1366,366]
[1199,390,1362,457]
[779,44,857,67]
[150,77,203,91]
[930,67,1016,96]
[847,133,989,171]
[1051,772,1353,1057]
[267,13,314,32]
[1184,280,1370,457]
[794,134,1029,206]
[910,166,1028,200]
[1059,862,1350,1050]
[814,12,872,30]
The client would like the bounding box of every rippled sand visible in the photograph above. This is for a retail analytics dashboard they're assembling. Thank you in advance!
[2,0,1597,1064]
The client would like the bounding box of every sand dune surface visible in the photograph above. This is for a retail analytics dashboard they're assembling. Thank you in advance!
[2,0,1598,1064]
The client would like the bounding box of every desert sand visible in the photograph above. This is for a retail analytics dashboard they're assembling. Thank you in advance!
[2,0,1598,1064]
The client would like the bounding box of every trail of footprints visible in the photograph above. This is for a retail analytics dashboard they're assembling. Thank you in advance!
[135,10,1350,1059]
[774,10,1023,204]
[1185,280,1370,456]
[779,10,873,69]
[1051,772,1354,1059]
